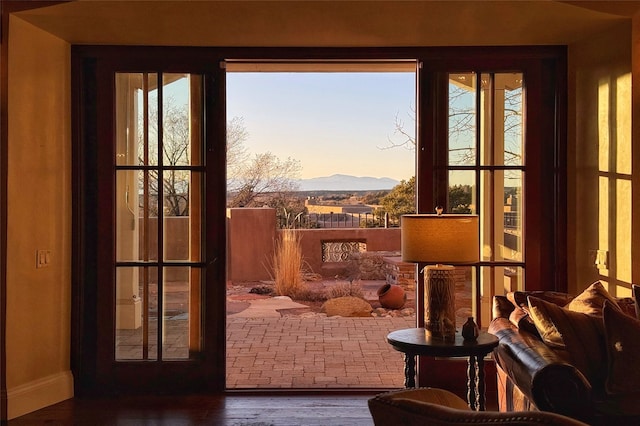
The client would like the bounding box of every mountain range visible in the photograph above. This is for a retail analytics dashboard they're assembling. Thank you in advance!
[296,174,400,191]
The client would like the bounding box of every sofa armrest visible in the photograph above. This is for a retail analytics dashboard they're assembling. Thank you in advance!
[489,318,594,420]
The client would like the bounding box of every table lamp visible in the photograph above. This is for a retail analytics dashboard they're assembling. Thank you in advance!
[401,211,479,340]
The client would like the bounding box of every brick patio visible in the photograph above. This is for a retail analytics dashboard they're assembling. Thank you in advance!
[116,277,474,389]
[226,316,415,389]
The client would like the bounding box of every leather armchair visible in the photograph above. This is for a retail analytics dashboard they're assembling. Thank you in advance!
[368,387,589,425]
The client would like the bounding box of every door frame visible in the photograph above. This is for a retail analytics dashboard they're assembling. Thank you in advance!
[71,45,566,395]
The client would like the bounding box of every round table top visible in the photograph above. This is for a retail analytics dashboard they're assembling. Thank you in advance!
[386,328,499,357]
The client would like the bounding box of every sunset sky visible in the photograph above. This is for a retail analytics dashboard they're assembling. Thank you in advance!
[226,72,416,181]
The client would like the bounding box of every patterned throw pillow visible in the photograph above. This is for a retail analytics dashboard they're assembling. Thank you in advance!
[603,300,640,394]
[510,290,574,309]
[505,290,574,336]
[528,296,608,385]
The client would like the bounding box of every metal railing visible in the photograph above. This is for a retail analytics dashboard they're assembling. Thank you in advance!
[279,211,522,230]
[278,212,398,229]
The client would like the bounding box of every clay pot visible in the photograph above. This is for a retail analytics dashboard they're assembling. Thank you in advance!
[377,284,406,309]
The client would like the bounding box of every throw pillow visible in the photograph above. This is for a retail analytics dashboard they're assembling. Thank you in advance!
[615,297,638,319]
[603,300,640,394]
[510,290,574,308]
[565,280,621,316]
[528,296,607,385]
[506,291,573,336]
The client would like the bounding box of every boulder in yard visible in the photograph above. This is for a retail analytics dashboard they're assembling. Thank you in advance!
[320,296,372,317]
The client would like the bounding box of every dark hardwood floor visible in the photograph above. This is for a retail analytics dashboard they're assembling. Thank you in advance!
[8,392,381,425]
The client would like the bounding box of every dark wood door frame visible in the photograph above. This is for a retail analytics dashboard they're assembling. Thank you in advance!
[71,45,566,395]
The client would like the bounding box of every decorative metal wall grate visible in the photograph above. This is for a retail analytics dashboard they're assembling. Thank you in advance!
[321,241,367,262]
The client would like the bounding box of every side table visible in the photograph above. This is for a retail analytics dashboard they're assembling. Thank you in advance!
[386,328,499,411]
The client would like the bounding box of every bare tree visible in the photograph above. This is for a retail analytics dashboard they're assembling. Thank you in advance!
[227,152,301,208]
[382,80,523,166]
[226,116,249,188]
[140,94,301,214]
[139,95,191,217]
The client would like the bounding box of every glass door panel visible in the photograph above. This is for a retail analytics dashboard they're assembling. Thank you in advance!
[446,72,526,326]
[448,72,477,166]
[115,72,204,362]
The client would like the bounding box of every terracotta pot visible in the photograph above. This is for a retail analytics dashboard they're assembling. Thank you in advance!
[377,284,406,309]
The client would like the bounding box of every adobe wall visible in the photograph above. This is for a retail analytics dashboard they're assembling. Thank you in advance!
[295,227,401,279]
[226,208,401,282]
[227,208,277,282]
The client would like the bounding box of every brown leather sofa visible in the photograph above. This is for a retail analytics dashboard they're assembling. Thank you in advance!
[488,284,640,426]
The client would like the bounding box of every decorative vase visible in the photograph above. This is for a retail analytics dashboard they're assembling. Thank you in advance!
[377,284,406,309]
[462,317,479,341]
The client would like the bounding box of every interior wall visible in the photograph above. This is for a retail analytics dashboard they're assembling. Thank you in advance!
[568,22,633,297]
[3,0,638,420]
[4,16,73,419]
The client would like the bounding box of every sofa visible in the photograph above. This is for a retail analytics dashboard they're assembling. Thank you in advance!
[488,281,640,425]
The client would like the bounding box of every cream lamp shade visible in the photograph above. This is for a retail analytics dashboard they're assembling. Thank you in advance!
[401,214,479,264]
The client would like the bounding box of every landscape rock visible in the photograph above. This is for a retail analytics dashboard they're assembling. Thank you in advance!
[320,296,373,317]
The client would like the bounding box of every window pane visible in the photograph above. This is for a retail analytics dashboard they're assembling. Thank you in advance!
[448,72,477,166]
[116,267,158,360]
[116,170,158,262]
[478,265,524,326]
[448,170,476,214]
[163,171,201,261]
[162,267,196,359]
[503,170,523,262]
[162,73,201,167]
[115,73,159,166]
[499,73,524,166]
[479,170,523,263]
[115,73,141,166]
[454,265,474,330]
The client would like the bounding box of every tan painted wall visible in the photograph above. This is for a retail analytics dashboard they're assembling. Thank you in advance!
[568,22,634,297]
[5,17,73,419]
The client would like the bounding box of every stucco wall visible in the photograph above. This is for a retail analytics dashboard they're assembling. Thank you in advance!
[5,16,73,419]
[568,22,634,297]
[298,228,401,278]
[226,208,401,282]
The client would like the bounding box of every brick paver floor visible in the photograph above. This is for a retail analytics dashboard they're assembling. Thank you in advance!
[226,315,415,389]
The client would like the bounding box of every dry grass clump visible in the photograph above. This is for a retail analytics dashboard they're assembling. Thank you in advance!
[272,228,306,298]
[293,288,328,303]
[327,281,365,300]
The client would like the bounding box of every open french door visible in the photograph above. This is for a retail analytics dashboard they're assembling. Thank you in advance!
[73,50,227,393]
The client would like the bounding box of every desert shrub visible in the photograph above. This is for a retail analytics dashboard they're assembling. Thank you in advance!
[293,288,328,303]
[272,228,306,298]
[326,281,365,300]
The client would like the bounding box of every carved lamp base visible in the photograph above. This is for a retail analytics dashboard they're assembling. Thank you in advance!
[423,265,456,340]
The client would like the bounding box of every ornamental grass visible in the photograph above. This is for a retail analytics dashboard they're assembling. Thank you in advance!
[272,228,306,298]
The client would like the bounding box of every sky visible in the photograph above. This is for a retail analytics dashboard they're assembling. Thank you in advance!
[226,72,416,181]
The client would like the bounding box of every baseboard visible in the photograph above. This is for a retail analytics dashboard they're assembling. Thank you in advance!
[3,370,74,420]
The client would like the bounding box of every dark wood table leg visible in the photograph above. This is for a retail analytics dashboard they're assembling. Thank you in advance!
[404,354,416,388]
[467,355,477,410]
[476,354,486,411]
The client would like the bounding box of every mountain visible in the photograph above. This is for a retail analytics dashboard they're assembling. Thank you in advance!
[297,174,400,191]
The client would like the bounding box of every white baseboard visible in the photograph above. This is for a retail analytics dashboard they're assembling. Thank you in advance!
[4,370,74,420]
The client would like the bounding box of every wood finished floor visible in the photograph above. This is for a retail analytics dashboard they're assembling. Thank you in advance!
[8,393,380,425]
